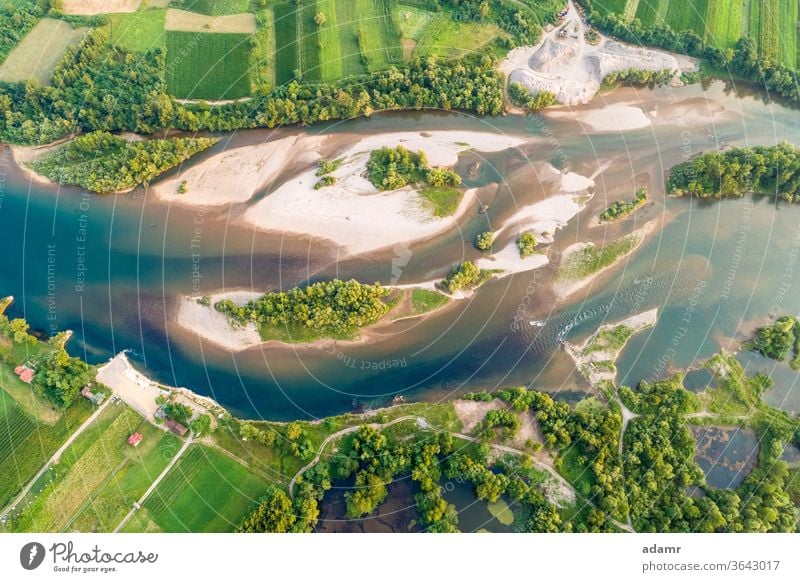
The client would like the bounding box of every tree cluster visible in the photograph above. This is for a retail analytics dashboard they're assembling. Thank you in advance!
[32,349,94,408]
[31,131,216,193]
[748,316,800,369]
[667,143,800,203]
[215,279,390,339]
[508,83,557,113]
[599,187,647,222]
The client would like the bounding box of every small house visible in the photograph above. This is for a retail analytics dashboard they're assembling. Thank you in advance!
[14,365,34,384]
[127,432,143,447]
[165,418,188,437]
[81,385,105,406]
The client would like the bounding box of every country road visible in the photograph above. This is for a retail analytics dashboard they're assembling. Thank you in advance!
[0,398,112,521]
[113,434,194,533]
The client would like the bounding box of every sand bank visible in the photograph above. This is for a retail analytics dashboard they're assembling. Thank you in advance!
[240,130,528,256]
[151,134,323,206]
[176,291,262,352]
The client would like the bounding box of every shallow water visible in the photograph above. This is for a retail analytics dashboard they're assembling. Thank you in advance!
[2,80,800,420]
[690,426,760,489]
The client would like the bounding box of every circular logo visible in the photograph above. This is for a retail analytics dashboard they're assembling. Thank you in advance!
[19,542,46,570]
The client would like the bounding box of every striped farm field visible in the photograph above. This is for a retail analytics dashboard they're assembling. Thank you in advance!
[663,0,708,37]
[333,0,368,77]
[595,0,632,16]
[0,387,93,512]
[123,444,270,532]
[298,0,322,82]
[273,2,299,85]
[758,0,780,63]
[355,0,403,71]
[7,404,159,533]
[315,0,344,82]
[165,30,252,99]
[704,0,743,49]
[176,0,250,15]
[778,0,798,67]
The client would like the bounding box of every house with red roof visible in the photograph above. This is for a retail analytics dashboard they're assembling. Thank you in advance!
[14,365,34,384]
[127,432,143,447]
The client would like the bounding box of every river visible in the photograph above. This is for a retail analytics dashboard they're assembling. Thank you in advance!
[2,80,799,420]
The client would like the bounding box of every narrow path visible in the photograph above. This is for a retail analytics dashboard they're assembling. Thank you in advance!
[113,434,193,533]
[0,398,111,520]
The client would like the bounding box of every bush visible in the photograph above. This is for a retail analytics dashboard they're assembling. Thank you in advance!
[441,261,492,294]
[474,231,494,251]
[517,232,537,257]
[599,187,647,222]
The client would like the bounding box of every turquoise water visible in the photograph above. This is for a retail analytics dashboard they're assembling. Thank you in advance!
[2,81,800,420]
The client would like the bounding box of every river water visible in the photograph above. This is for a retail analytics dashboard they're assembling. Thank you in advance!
[2,80,800,420]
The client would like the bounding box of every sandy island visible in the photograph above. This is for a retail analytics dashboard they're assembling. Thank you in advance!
[564,308,658,386]
[554,218,659,300]
[235,130,528,256]
[176,290,262,352]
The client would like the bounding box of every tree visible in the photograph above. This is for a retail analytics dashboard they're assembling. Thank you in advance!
[239,487,297,532]
[9,318,31,344]
[517,232,537,258]
[32,349,93,408]
[190,414,212,435]
[314,12,326,26]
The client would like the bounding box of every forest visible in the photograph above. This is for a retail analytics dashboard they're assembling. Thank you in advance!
[30,131,216,193]
[667,143,800,202]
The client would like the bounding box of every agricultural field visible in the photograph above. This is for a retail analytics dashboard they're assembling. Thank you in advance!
[121,444,270,532]
[174,0,251,15]
[273,2,299,85]
[602,0,799,65]
[0,18,86,84]
[0,391,94,515]
[165,30,253,99]
[4,403,177,533]
[165,8,257,33]
[106,7,167,52]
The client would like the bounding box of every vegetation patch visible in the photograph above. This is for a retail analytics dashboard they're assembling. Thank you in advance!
[747,316,800,370]
[557,234,639,282]
[441,261,494,294]
[668,143,800,202]
[599,187,647,222]
[106,8,166,53]
[30,132,216,194]
[0,1,43,65]
[273,2,299,85]
[165,8,257,33]
[215,279,392,343]
[165,29,252,99]
[0,18,86,85]
[128,444,270,532]
[174,0,251,16]
[411,288,450,315]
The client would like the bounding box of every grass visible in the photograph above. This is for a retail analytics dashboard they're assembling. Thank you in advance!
[165,8,257,33]
[176,0,251,16]
[394,3,433,40]
[557,446,596,499]
[298,0,322,82]
[758,0,780,64]
[6,403,166,532]
[557,234,639,282]
[165,30,252,99]
[0,395,96,512]
[332,0,368,77]
[107,8,166,52]
[418,18,504,59]
[0,18,86,84]
[273,2,299,84]
[355,0,403,70]
[124,444,270,532]
[584,325,634,353]
[703,0,742,49]
[419,186,462,217]
[250,7,275,91]
[315,0,344,82]
[411,288,450,315]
